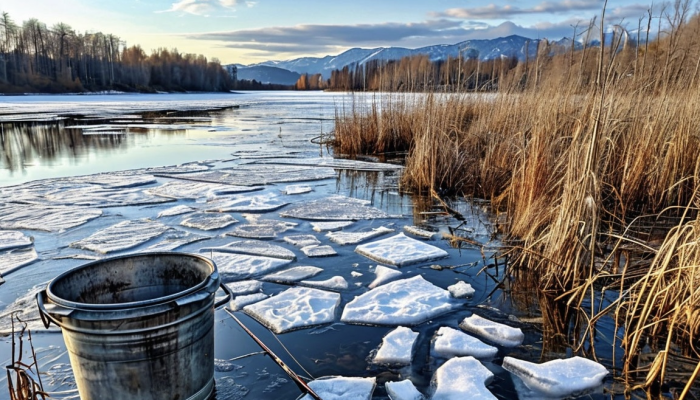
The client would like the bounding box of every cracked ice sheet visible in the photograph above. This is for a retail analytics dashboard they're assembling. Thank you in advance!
[226,218,297,239]
[0,230,33,251]
[0,283,60,334]
[311,221,354,232]
[147,181,262,200]
[229,293,268,311]
[385,380,424,400]
[368,265,402,289]
[157,164,337,186]
[372,327,419,366]
[0,204,102,232]
[0,248,39,276]
[433,327,497,359]
[65,173,157,188]
[502,356,608,400]
[158,205,196,218]
[280,196,393,221]
[327,226,394,245]
[299,276,348,291]
[252,157,404,172]
[301,377,376,400]
[210,252,291,281]
[200,240,296,260]
[205,194,288,213]
[224,280,262,296]
[145,230,209,252]
[40,185,173,207]
[459,314,524,347]
[431,356,496,400]
[181,213,238,231]
[70,219,170,253]
[355,233,449,266]
[261,266,323,283]
[341,275,453,326]
[243,287,341,334]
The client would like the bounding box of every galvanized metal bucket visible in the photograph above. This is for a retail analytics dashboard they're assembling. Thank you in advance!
[36,252,230,400]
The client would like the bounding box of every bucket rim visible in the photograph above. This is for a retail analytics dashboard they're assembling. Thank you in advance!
[45,252,219,311]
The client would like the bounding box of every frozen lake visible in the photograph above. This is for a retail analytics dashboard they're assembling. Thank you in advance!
[0,92,615,399]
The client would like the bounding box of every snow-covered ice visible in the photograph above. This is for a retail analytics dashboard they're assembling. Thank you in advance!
[0,204,102,232]
[70,219,170,253]
[372,326,419,366]
[43,186,172,207]
[355,233,449,266]
[300,276,348,291]
[73,173,156,188]
[431,356,496,400]
[261,266,323,283]
[0,230,33,251]
[351,271,363,277]
[284,184,312,195]
[432,327,497,359]
[327,226,394,245]
[0,247,39,276]
[159,164,336,186]
[205,194,288,213]
[226,218,297,239]
[200,240,296,260]
[283,234,320,247]
[147,181,260,200]
[385,380,424,400]
[244,287,341,333]
[224,280,262,296]
[301,376,376,400]
[341,275,453,326]
[0,284,59,334]
[311,221,354,232]
[448,281,475,298]
[459,314,524,347]
[403,225,437,240]
[157,205,196,218]
[300,245,337,257]
[502,356,608,399]
[181,213,238,230]
[145,230,208,251]
[229,293,268,311]
[209,252,292,281]
[280,196,393,220]
[368,265,403,289]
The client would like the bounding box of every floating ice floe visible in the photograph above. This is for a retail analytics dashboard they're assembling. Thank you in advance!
[431,356,496,400]
[0,247,39,276]
[213,376,249,399]
[351,271,363,278]
[147,181,261,200]
[253,157,403,172]
[432,327,497,359]
[261,266,323,283]
[142,162,211,175]
[145,230,208,251]
[226,218,297,239]
[229,293,268,311]
[181,213,238,231]
[301,245,337,257]
[0,284,59,334]
[355,233,449,266]
[283,234,321,247]
[385,380,424,400]
[205,194,288,213]
[459,314,524,347]
[372,327,419,366]
[327,226,394,245]
[284,184,313,195]
[368,265,403,289]
[448,281,475,298]
[200,240,296,260]
[311,221,354,232]
[44,186,172,207]
[300,276,348,291]
[0,230,33,251]
[0,204,102,232]
[403,225,437,240]
[280,196,393,221]
[157,205,196,218]
[301,376,376,400]
[341,275,453,326]
[224,280,262,296]
[158,164,336,186]
[210,252,292,281]
[70,219,170,254]
[76,173,156,188]
[502,356,608,399]
[244,287,341,333]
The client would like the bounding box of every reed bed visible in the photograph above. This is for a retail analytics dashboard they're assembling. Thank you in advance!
[333,5,700,395]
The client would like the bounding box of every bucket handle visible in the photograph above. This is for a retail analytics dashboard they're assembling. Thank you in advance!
[214,282,233,309]
[36,290,71,329]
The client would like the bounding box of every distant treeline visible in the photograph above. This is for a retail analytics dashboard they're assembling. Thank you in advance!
[0,12,234,93]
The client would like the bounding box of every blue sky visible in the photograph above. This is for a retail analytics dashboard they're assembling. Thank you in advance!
[1,0,656,65]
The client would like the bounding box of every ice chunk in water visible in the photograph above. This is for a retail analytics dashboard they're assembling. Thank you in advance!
[42,185,172,207]
[224,280,262,296]
[0,204,102,232]
[403,225,437,240]
[502,356,608,399]
[160,164,336,186]
[368,265,402,289]
[283,234,321,247]
[284,185,312,195]
[214,376,249,399]
[432,327,497,359]
[147,181,261,200]
[181,213,238,230]
[226,218,297,239]
[70,219,170,253]
[355,233,448,266]
[459,314,524,347]
[0,284,59,334]
[311,221,354,232]
[300,245,337,257]
[1,247,39,276]
[200,240,295,260]
[385,380,424,400]
[0,230,33,251]
[372,327,419,366]
[210,252,291,281]
[300,376,376,400]
[261,266,323,283]
[300,276,348,291]
[145,230,208,251]
[431,356,496,400]
[157,205,195,218]
[341,275,453,326]
[229,293,268,311]
[448,281,475,298]
[327,226,394,245]
[280,195,393,220]
[76,173,156,188]
[206,194,288,213]
[244,287,341,333]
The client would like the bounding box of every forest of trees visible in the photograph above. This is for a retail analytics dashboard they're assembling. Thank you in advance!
[0,12,234,93]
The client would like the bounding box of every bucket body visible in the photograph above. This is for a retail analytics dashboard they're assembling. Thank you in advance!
[37,252,224,400]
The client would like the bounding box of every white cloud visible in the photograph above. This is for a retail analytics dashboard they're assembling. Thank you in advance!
[163,0,251,16]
